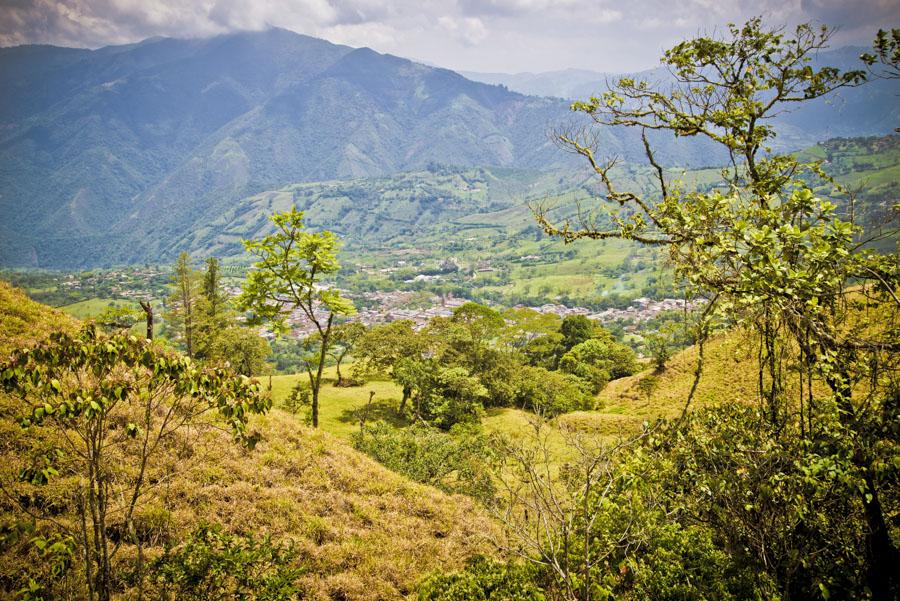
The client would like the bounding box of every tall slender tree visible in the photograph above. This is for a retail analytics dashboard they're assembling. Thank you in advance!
[195,257,232,359]
[165,252,201,359]
[238,208,354,427]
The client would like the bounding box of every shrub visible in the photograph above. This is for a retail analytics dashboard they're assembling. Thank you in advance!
[353,422,496,501]
[283,380,311,417]
[515,366,593,417]
[150,524,303,601]
[418,556,546,601]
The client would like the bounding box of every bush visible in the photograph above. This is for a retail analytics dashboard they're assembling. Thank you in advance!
[515,366,593,417]
[150,524,303,600]
[636,375,659,400]
[353,422,496,501]
[418,556,546,601]
[283,380,311,417]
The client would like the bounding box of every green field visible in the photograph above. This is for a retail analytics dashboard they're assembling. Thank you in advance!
[58,297,135,319]
[269,362,651,453]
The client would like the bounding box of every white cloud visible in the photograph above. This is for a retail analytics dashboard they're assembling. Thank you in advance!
[438,15,487,46]
[320,20,398,48]
[0,0,895,72]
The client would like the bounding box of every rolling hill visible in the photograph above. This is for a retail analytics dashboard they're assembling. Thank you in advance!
[0,280,497,599]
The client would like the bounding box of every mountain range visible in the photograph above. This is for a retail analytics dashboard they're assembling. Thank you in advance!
[0,28,896,268]
[462,46,898,149]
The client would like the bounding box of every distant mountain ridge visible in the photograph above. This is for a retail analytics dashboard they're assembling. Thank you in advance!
[462,46,899,146]
[0,28,576,267]
[0,29,896,268]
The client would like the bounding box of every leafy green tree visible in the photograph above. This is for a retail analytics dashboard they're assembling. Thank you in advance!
[394,359,486,429]
[500,308,561,350]
[537,18,898,598]
[432,303,505,374]
[94,304,142,334]
[325,321,366,386]
[208,327,272,376]
[352,320,428,410]
[514,366,592,416]
[166,252,202,359]
[558,315,594,352]
[862,28,900,80]
[1,326,268,600]
[194,257,232,359]
[238,208,355,428]
[521,332,565,369]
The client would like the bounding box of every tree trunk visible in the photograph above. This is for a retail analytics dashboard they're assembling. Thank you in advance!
[399,386,410,413]
[311,314,334,428]
[139,301,153,340]
[862,471,898,601]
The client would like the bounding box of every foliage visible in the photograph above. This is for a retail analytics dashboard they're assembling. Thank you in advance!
[194,257,234,360]
[0,325,269,599]
[489,417,776,600]
[325,321,366,386]
[514,366,593,416]
[166,252,202,358]
[150,524,303,601]
[558,337,638,393]
[353,422,496,501]
[635,375,658,400]
[352,319,427,384]
[238,208,354,427]
[207,326,272,376]
[395,360,486,430]
[649,403,900,599]
[559,315,595,351]
[861,28,900,80]
[538,18,899,598]
[283,380,312,420]
[418,556,547,601]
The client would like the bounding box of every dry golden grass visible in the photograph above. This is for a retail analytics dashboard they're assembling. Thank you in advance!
[598,331,760,420]
[0,282,495,599]
[160,409,497,599]
[0,280,77,355]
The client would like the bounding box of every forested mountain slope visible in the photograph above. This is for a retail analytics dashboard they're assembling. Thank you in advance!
[0,28,574,267]
[4,30,894,268]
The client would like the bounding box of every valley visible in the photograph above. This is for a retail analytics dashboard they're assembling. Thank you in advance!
[0,17,897,601]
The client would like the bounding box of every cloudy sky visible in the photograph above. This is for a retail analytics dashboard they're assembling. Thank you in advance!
[1,0,897,73]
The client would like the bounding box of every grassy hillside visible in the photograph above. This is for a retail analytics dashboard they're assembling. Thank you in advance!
[0,279,77,353]
[0,283,496,599]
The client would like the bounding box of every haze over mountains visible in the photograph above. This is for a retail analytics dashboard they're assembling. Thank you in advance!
[0,27,896,268]
[462,45,898,147]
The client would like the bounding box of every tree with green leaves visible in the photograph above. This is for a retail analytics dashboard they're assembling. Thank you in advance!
[166,252,201,359]
[238,208,355,428]
[325,321,366,386]
[352,320,428,411]
[862,28,900,80]
[537,18,898,598]
[208,326,272,376]
[194,257,232,359]
[0,326,268,600]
